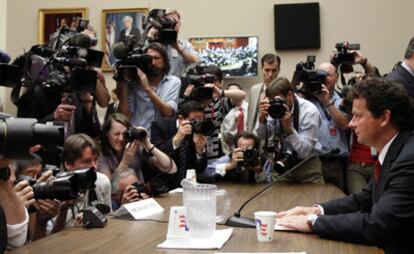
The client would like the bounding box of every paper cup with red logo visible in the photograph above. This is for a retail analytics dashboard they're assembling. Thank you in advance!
[167,206,189,240]
[254,211,277,242]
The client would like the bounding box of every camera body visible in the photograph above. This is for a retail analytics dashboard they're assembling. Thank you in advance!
[123,127,147,142]
[145,9,178,44]
[131,174,169,197]
[268,97,286,119]
[296,55,327,95]
[240,146,259,168]
[190,119,215,136]
[273,149,297,175]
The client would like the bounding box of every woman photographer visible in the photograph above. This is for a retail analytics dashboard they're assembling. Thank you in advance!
[99,113,177,181]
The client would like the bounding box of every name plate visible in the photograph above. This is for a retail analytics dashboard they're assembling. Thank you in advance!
[123,198,164,220]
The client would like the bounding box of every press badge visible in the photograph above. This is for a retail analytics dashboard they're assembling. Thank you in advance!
[329,123,337,136]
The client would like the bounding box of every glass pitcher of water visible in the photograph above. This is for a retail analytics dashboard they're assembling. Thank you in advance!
[181,179,230,238]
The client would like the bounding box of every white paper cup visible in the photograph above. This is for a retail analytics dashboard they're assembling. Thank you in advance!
[254,211,277,242]
[167,206,189,240]
[185,169,197,183]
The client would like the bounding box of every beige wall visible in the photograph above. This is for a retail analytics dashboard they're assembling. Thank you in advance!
[0,0,7,111]
[2,0,414,117]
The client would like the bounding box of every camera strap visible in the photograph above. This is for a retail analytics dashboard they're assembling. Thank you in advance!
[292,97,300,132]
[87,188,98,206]
[0,206,7,254]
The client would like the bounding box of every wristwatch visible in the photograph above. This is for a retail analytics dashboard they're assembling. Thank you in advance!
[306,214,318,231]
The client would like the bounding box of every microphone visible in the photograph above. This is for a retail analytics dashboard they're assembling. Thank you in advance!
[225,149,338,228]
[111,42,128,60]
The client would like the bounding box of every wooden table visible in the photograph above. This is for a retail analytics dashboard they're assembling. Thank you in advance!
[12,183,383,254]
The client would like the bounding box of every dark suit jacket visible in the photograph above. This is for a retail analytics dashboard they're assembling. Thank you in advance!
[386,64,414,97]
[150,117,208,188]
[314,130,414,254]
[118,27,141,46]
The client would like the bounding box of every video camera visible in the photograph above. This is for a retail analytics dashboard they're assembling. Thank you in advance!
[273,149,297,175]
[111,36,153,83]
[296,55,327,95]
[144,9,178,45]
[183,63,217,101]
[0,26,104,94]
[17,167,97,201]
[190,119,215,136]
[131,174,170,197]
[331,41,360,73]
[0,115,65,160]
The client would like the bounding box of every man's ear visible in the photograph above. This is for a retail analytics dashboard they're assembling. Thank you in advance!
[64,161,72,171]
[177,115,184,122]
[380,109,392,127]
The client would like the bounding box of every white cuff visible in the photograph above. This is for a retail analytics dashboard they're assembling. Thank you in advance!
[7,208,29,249]
[215,164,227,177]
[314,204,325,215]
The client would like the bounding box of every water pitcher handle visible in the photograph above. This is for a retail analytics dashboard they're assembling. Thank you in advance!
[215,189,230,223]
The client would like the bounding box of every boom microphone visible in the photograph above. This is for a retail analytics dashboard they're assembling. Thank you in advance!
[111,42,129,60]
[225,149,339,228]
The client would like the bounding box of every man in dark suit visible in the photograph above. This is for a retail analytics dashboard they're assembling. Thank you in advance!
[386,36,414,97]
[276,78,414,254]
[151,100,208,188]
[118,15,141,47]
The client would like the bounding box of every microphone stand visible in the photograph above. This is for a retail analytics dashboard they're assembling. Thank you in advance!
[225,150,332,228]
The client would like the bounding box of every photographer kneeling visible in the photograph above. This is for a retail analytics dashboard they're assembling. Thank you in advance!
[207,132,272,183]
[256,77,324,183]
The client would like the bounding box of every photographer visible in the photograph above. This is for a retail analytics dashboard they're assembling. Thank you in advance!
[257,77,324,183]
[183,65,246,165]
[151,100,208,187]
[110,169,149,210]
[117,42,181,131]
[51,134,112,233]
[207,132,271,183]
[309,62,351,191]
[387,36,414,97]
[247,53,281,132]
[99,113,177,182]
[0,161,32,250]
[147,9,198,77]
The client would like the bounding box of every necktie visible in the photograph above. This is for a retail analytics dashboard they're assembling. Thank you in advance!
[374,160,381,183]
[176,139,189,184]
[237,107,244,133]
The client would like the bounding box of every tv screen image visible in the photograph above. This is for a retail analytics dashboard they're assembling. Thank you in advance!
[189,36,258,77]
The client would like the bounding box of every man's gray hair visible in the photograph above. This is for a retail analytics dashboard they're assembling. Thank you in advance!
[111,168,137,194]
[122,15,133,23]
[404,36,414,59]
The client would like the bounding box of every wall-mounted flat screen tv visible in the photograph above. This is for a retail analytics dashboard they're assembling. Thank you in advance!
[189,36,258,77]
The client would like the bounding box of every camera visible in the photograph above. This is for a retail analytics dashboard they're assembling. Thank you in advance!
[131,174,169,196]
[296,55,327,94]
[123,127,147,142]
[0,116,65,159]
[144,9,178,44]
[268,97,286,119]
[273,149,296,175]
[111,36,153,83]
[190,119,215,136]
[16,167,96,201]
[331,41,360,73]
[240,146,258,168]
[183,63,217,101]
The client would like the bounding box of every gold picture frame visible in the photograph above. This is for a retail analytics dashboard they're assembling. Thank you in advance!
[101,8,148,72]
[38,8,89,45]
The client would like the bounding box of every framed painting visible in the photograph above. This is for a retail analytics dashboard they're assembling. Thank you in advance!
[101,8,148,71]
[38,8,88,46]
